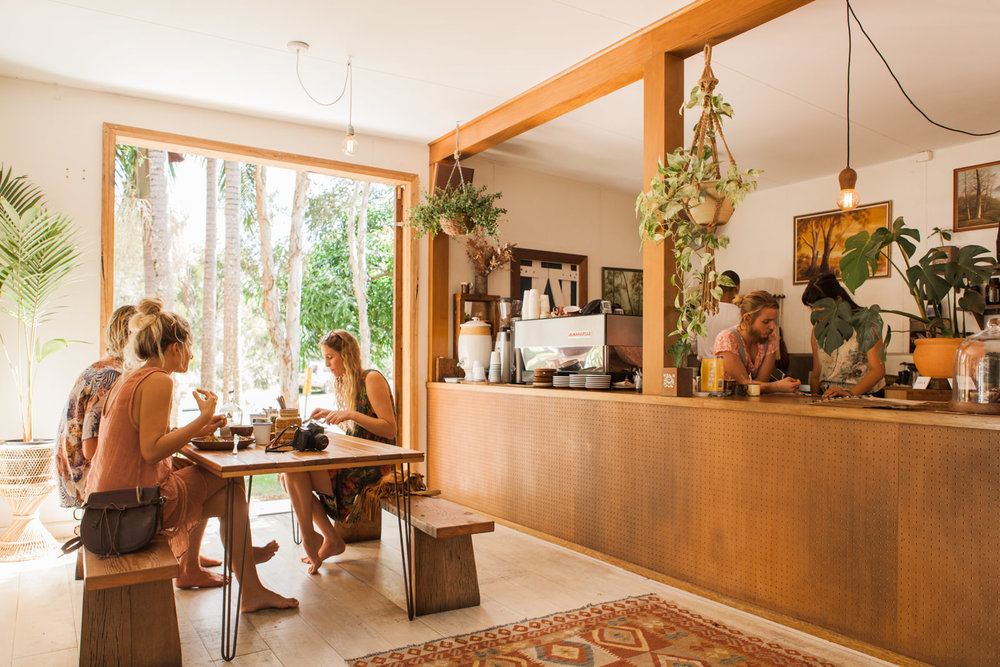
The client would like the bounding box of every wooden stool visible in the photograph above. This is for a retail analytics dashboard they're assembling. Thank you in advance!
[381,496,494,615]
[80,536,181,666]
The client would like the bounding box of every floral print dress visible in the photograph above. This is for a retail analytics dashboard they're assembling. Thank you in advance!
[318,369,396,522]
[55,358,123,508]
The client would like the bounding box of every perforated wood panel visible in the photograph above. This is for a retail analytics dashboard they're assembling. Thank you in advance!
[897,424,1000,666]
[427,385,1000,665]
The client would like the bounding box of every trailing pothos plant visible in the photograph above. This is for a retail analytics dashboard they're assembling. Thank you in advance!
[636,45,759,366]
[811,217,995,358]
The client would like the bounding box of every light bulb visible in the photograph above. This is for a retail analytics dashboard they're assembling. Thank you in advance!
[836,167,859,210]
[342,125,358,156]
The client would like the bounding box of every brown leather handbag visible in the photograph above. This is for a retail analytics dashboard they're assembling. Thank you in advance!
[61,486,165,556]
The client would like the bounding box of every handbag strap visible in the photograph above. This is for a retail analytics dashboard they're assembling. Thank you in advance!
[61,535,83,555]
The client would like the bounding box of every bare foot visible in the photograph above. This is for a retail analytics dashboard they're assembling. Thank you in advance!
[253,540,279,564]
[175,568,226,589]
[300,534,347,574]
[240,589,299,612]
[300,530,324,574]
[199,555,222,568]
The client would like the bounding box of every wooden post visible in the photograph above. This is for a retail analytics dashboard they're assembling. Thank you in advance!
[427,161,452,371]
[642,53,685,394]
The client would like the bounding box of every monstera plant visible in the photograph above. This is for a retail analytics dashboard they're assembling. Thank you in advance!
[0,166,82,442]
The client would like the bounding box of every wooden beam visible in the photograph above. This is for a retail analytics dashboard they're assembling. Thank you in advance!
[642,53,685,395]
[426,162,452,375]
[428,0,814,163]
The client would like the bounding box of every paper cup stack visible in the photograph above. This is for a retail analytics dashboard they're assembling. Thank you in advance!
[488,350,501,383]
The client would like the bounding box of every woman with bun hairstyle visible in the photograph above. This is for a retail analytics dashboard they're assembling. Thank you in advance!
[713,290,801,393]
[86,299,297,611]
[801,272,886,397]
[284,329,397,574]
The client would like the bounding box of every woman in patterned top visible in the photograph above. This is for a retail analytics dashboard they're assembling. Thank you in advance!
[713,290,801,393]
[284,329,397,574]
[55,304,136,508]
[801,273,885,397]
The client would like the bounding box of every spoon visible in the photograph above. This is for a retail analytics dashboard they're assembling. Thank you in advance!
[232,433,239,455]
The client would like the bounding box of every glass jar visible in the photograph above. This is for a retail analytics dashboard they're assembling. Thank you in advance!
[950,318,1000,414]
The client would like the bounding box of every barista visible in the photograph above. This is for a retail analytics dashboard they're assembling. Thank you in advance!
[713,290,801,393]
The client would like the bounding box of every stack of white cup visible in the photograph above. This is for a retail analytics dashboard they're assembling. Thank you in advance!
[523,289,541,319]
[488,350,501,383]
[471,360,486,382]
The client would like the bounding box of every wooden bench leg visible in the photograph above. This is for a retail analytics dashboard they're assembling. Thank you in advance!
[413,531,480,616]
[75,548,83,581]
[80,579,181,667]
[335,516,382,543]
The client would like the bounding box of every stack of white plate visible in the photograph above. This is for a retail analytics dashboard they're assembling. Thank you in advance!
[552,375,570,388]
[569,374,588,389]
[585,374,612,390]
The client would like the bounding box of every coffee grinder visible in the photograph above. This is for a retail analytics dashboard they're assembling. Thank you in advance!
[496,298,515,384]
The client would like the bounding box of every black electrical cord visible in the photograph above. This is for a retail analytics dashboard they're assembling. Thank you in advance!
[845,0,852,166]
[847,0,999,137]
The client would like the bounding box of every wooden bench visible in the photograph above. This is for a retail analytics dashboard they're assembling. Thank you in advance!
[80,536,181,667]
[381,495,494,615]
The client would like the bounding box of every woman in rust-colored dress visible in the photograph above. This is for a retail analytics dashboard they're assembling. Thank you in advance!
[285,329,397,574]
[86,299,297,612]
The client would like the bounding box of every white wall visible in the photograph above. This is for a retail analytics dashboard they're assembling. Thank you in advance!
[0,75,430,527]
[718,134,1000,372]
[450,155,641,311]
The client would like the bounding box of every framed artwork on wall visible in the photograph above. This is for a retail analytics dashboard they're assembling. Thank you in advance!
[601,267,643,315]
[793,201,892,285]
[509,248,588,308]
[954,160,1000,231]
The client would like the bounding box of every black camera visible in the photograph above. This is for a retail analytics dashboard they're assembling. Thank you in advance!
[291,422,329,451]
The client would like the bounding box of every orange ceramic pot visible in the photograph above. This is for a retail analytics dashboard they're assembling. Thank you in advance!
[912,337,963,379]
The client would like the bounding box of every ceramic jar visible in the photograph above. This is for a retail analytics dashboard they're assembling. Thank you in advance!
[457,317,493,376]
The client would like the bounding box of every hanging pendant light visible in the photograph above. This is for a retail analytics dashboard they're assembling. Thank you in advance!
[288,42,358,157]
[836,1,859,210]
[341,60,357,156]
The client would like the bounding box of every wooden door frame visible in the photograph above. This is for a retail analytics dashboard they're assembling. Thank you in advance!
[101,123,420,450]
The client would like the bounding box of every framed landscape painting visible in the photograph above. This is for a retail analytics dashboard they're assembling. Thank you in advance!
[601,267,643,315]
[793,201,892,284]
[954,160,1000,231]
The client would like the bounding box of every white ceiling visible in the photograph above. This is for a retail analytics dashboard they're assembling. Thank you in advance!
[2,0,998,193]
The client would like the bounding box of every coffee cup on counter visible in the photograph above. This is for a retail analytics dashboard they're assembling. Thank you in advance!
[744,383,761,397]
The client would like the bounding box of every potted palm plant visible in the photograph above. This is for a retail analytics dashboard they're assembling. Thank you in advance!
[0,166,83,443]
[810,217,995,379]
[636,45,759,378]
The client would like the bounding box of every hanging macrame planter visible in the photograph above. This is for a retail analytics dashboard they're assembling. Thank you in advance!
[439,123,472,237]
[686,44,737,229]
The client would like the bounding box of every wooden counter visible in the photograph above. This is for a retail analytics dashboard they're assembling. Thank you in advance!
[427,382,999,666]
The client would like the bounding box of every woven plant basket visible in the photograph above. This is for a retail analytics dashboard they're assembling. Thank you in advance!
[439,215,469,237]
[0,440,59,562]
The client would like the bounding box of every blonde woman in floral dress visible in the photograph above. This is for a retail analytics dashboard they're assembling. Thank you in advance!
[284,329,397,574]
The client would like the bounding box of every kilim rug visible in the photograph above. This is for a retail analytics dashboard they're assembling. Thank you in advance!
[350,594,840,666]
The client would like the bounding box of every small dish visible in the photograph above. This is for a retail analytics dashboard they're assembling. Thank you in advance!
[191,436,253,451]
[443,377,462,383]
[229,424,254,437]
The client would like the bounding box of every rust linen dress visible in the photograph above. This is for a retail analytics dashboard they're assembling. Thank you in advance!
[85,366,209,557]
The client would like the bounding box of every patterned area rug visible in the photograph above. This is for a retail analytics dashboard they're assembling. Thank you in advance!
[350,594,838,666]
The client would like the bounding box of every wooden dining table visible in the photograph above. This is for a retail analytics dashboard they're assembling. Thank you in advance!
[181,435,424,662]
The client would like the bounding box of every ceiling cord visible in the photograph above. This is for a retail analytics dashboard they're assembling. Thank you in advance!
[847,0,999,137]
[295,50,351,108]
[845,0,852,166]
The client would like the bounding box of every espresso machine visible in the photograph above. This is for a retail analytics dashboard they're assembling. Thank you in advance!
[496,298,514,384]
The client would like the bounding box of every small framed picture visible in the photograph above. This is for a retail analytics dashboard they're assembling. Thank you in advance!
[954,160,1000,232]
[601,267,643,316]
[793,201,892,284]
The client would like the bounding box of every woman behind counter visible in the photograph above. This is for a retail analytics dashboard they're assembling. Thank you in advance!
[284,329,397,574]
[714,290,801,393]
[801,273,885,398]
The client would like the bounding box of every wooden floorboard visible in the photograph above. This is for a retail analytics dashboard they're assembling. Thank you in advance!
[0,507,898,666]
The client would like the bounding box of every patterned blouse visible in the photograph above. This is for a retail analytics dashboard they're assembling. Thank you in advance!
[55,358,123,508]
[345,369,396,444]
[817,335,886,394]
[713,327,778,378]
